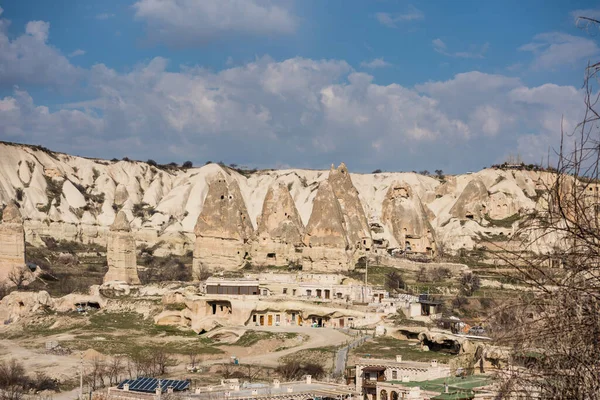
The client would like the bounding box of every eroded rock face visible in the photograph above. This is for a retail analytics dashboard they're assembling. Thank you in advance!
[253,182,304,266]
[304,180,347,249]
[0,202,25,283]
[382,182,436,254]
[0,290,53,323]
[303,180,350,270]
[193,174,254,276]
[450,179,489,222]
[104,211,140,284]
[328,163,372,248]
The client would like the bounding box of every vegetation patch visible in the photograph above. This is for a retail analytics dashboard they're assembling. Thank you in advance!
[351,336,453,362]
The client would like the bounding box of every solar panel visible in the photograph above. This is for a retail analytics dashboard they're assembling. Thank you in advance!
[117,377,190,393]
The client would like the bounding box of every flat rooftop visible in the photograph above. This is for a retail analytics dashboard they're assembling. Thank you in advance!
[189,381,358,399]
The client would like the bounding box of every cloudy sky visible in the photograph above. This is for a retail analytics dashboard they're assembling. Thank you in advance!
[0,0,599,173]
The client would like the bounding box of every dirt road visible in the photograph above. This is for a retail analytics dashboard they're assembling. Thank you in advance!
[203,326,351,367]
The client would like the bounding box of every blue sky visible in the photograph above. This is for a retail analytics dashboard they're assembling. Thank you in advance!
[0,0,599,173]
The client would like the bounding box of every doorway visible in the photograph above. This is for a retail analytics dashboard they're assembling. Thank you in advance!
[260,315,265,326]
[268,315,273,326]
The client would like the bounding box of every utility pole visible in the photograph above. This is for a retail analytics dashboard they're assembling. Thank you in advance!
[363,253,369,303]
[79,351,84,400]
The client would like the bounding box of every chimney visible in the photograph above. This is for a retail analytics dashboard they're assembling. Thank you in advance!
[431,360,438,368]
[287,388,294,393]
[123,384,130,392]
[395,355,402,363]
[402,376,410,383]
[167,387,174,394]
[195,389,202,394]
[445,382,449,393]
[252,390,258,396]
[306,375,312,384]
[273,380,280,389]
[233,384,240,392]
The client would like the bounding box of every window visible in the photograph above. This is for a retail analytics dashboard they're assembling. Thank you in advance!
[283,288,288,295]
[306,290,312,296]
[292,289,297,296]
[276,314,280,323]
[392,370,397,379]
[253,315,257,322]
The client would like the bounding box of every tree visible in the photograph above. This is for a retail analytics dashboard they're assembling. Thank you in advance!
[491,15,600,398]
[182,161,193,169]
[385,271,405,292]
[7,267,27,289]
[434,169,445,179]
[147,159,158,167]
[459,272,480,296]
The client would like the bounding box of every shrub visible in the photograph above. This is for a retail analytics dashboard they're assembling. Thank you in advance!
[372,169,382,174]
[147,159,158,167]
[460,273,481,296]
[182,161,193,169]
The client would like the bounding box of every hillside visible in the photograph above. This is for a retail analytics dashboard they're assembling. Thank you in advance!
[0,141,549,257]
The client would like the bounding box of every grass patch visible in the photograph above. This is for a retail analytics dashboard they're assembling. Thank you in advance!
[484,213,521,228]
[233,331,299,347]
[350,336,453,363]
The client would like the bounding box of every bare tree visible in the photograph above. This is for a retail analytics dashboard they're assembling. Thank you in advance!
[86,357,107,391]
[7,267,27,289]
[491,16,600,398]
[107,356,125,386]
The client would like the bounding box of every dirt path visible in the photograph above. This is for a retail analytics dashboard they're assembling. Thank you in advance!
[0,339,82,382]
[202,326,351,368]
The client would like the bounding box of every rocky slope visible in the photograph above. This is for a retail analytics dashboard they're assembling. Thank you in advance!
[0,142,549,268]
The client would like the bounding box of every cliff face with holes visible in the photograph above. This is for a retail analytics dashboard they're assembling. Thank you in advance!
[0,141,555,272]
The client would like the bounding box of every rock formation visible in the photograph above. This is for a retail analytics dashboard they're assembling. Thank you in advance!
[0,202,25,283]
[450,178,489,222]
[253,182,304,266]
[193,174,254,277]
[104,211,140,284]
[382,182,436,255]
[303,181,350,270]
[328,163,372,249]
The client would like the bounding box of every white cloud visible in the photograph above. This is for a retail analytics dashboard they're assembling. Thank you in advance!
[376,6,424,28]
[69,49,86,58]
[0,16,587,171]
[9,57,581,171]
[25,21,50,42]
[0,16,82,87]
[360,58,392,69]
[433,38,489,59]
[133,0,297,46]
[519,32,599,70]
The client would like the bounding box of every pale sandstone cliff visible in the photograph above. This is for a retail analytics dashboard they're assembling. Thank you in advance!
[104,211,140,284]
[0,142,552,270]
[193,173,254,277]
[253,181,305,266]
[0,202,25,283]
[382,182,436,254]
